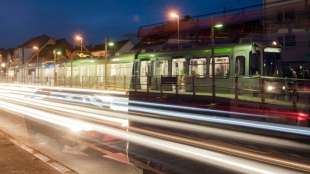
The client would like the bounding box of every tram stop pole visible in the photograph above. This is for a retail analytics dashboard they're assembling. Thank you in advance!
[211,27,216,103]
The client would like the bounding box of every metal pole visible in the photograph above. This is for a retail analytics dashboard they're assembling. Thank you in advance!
[260,47,264,77]
[80,40,83,52]
[54,52,57,86]
[177,17,180,49]
[71,57,73,87]
[104,38,108,89]
[36,54,38,83]
[211,27,216,102]
[105,38,108,58]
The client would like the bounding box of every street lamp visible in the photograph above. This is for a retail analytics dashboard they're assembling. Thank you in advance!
[33,45,40,83]
[211,23,224,102]
[75,34,83,52]
[108,41,115,47]
[272,41,278,46]
[169,11,180,49]
[1,63,5,68]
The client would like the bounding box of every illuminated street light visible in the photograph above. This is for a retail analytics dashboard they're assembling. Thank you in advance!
[32,45,39,51]
[108,41,115,47]
[75,34,83,52]
[272,41,278,46]
[1,63,5,68]
[214,23,224,29]
[169,11,180,49]
[56,50,62,56]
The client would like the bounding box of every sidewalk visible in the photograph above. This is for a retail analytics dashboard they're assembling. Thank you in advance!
[0,131,63,174]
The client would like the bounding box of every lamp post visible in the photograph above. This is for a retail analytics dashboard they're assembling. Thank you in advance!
[211,23,224,102]
[169,11,180,49]
[0,63,5,81]
[75,35,83,52]
[33,45,39,83]
[53,49,62,86]
[104,39,115,58]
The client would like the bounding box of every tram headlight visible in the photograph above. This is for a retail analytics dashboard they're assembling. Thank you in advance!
[267,85,275,92]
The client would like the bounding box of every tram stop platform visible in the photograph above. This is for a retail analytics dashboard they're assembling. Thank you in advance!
[0,131,75,174]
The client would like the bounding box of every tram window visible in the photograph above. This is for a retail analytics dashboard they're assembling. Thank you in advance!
[250,51,261,76]
[236,56,245,76]
[159,60,169,76]
[264,52,281,76]
[190,58,206,76]
[209,57,229,77]
[172,58,186,76]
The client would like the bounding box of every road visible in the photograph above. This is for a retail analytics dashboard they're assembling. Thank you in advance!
[0,83,309,174]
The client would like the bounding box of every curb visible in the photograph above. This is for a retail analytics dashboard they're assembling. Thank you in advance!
[1,131,78,174]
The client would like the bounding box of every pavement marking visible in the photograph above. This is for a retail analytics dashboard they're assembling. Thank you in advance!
[34,153,50,163]
[1,130,78,174]
[49,162,71,173]
[19,144,35,154]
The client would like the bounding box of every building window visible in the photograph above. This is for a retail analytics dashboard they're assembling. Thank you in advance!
[285,35,296,47]
[276,12,283,23]
[284,10,295,22]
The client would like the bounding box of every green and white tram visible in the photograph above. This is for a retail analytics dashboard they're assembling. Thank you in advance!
[131,42,282,94]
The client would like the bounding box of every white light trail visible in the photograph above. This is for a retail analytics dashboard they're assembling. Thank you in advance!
[0,89,308,151]
[0,100,303,174]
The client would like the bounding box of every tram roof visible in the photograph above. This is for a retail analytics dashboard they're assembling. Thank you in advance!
[137,43,253,60]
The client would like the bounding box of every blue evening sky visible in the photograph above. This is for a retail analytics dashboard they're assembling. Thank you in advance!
[0,0,259,47]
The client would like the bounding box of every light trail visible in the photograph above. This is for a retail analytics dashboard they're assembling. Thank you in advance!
[0,88,308,151]
[0,100,304,174]
[0,92,128,128]
[129,106,310,137]
[0,83,127,95]
[130,100,271,119]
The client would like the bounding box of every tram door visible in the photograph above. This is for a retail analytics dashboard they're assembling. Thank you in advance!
[140,61,151,90]
[172,58,186,90]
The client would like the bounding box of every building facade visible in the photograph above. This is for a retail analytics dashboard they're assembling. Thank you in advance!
[264,0,310,69]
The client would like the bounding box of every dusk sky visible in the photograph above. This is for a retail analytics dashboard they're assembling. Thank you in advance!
[0,0,259,48]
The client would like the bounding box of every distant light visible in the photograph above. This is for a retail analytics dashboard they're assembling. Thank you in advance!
[272,41,278,46]
[33,45,39,51]
[56,51,62,56]
[214,23,224,29]
[1,63,5,68]
[282,86,286,90]
[108,42,115,47]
